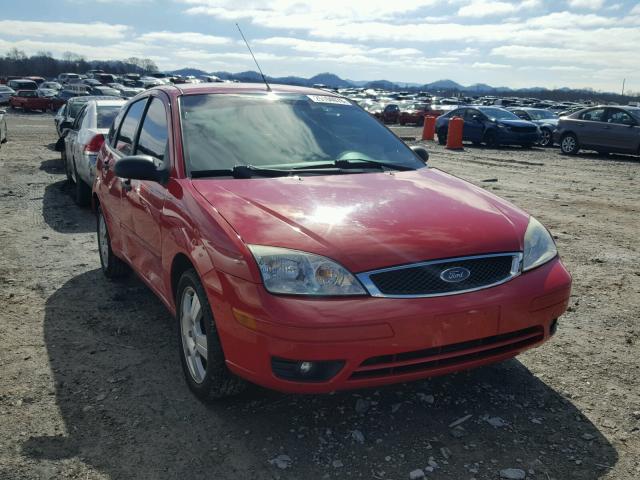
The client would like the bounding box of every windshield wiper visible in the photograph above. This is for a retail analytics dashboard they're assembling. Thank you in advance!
[191,164,352,179]
[291,159,416,172]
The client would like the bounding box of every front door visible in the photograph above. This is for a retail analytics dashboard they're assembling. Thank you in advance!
[603,108,640,153]
[121,95,170,294]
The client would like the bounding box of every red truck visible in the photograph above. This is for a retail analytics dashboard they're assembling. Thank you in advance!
[9,90,52,112]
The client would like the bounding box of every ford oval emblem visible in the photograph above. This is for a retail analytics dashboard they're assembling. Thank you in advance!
[440,267,471,283]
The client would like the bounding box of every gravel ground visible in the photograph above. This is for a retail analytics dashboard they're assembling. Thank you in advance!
[0,113,638,480]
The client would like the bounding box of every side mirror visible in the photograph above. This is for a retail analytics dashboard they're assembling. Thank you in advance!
[411,145,429,163]
[60,120,72,131]
[114,155,167,183]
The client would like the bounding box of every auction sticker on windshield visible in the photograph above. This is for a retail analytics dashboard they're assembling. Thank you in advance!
[307,95,351,105]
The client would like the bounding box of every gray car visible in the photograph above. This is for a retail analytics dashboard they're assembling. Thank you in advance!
[55,98,125,205]
[508,107,558,147]
[555,106,640,156]
[0,85,15,105]
[0,109,7,148]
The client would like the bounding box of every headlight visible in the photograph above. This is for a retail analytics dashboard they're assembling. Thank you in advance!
[523,217,557,271]
[248,245,366,296]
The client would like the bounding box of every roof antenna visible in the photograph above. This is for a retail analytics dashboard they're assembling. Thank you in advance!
[236,23,271,92]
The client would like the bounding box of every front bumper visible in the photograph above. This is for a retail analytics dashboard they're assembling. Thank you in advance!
[204,257,571,393]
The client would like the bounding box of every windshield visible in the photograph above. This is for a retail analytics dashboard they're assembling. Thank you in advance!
[527,109,557,120]
[479,107,519,121]
[179,93,424,174]
[97,106,122,129]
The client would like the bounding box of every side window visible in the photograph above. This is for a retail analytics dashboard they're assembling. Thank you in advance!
[607,109,636,126]
[107,107,126,146]
[580,108,606,122]
[115,99,147,156]
[73,106,87,130]
[135,98,169,163]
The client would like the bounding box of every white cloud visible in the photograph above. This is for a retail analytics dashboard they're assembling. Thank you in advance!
[566,0,604,9]
[471,62,510,69]
[138,31,231,45]
[0,20,129,40]
[457,0,540,18]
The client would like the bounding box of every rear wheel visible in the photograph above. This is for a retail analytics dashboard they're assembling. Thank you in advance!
[62,150,73,183]
[560,133,579,155]
[539,128,552,147]
[177,269,246,401]
[72,160,91,207]
[97,206,129,278]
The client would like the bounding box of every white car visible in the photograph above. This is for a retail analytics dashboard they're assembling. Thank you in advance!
[0,85,15,105]
[41,81,62,91]
[0,109,7,148]
[56,98,125,205]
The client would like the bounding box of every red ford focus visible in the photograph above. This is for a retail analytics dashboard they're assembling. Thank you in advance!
[93,83,571,400]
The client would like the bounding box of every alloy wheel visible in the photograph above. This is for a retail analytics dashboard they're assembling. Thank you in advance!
[98,212,110,268]
[561,135,576,153]
[180,287,208,384]
[539,129,551,147]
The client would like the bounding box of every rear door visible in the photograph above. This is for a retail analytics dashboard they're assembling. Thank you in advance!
[65,105,86,178]
[603,108,640,153]
[121,95,170,292]
[574,108,607,149]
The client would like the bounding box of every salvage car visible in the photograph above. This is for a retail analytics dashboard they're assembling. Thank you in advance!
[398,103,432,126]
[57,98,125,205]
[436,106,540,147]
[555,106,640,156]
[9,90,51,112]
[93,83,571,400]
[0,85,15,105]
[0,109,7,148]
[7,79,38,91]
[55,95,114,137]
[508,108,558,147]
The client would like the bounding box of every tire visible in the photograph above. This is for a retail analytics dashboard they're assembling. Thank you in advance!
[97,206,129,278]
[560,133,579,155]
[437,128,447,145]
[62,150,73,183]
[72,160,91,207]
[539,128,552,147]
[177,269,246,401]
[483,130,498,148]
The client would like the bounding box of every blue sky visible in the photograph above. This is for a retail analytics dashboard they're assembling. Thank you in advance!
[1,0,639,91]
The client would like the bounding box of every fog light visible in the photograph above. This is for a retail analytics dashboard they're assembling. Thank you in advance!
[299,361,314,374]
[271,357,345,382]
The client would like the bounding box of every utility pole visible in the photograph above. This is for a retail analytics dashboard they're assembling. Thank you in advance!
[621,78,626,96]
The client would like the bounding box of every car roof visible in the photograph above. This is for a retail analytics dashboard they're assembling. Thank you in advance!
[68,95,118,103]
[155,82,345,98]
[85,98,126,107]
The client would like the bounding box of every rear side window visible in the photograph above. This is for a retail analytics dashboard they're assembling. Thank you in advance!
[607,109,636,126]
[115,99,147,156]
[580,108,606,122]
[135,98,169,161]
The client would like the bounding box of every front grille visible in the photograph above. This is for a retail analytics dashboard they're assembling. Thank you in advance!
[509,126,537,133]
[349,326,544,380]
[358,253,520,298]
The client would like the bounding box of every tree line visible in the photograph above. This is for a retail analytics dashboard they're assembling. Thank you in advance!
[0,48,158,79]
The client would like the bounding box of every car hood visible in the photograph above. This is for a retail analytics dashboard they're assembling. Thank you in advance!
[192,168,529,273]
[532,118,559,127]
[496,119,537,128]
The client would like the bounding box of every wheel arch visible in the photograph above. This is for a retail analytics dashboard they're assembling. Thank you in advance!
[170,253,197,304]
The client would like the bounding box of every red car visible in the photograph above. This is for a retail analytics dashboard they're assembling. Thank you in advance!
[93,83,571,400]
[398,103,439,126]
[9,90,52,112]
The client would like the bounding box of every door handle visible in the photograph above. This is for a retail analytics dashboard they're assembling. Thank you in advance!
[577,123,585,127]
[103,158,111,171]
[604,126,611,129]
[123,179,132,192]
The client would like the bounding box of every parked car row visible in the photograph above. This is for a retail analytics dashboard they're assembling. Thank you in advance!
[49,82,572,402]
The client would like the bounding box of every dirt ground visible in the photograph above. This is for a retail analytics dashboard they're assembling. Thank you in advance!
[0,113,638,480]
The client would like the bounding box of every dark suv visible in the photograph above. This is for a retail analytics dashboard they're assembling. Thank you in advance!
[555,106,640,156]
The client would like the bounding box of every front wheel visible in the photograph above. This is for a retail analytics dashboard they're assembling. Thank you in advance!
[483,130,498,148]
[560,133,579,155]
[177,269,246,401]
[62,150,73,183]
[72,160,91,207]
[539,128,552,147]
[97,206,129,278]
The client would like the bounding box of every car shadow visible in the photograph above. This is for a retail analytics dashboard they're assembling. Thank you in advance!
[39,158,64,174]
[42,179,94,234]
[28,270,618,479]
[571,151,640,163]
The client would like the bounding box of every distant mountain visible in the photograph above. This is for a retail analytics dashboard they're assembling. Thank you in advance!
[162,69,635,101]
